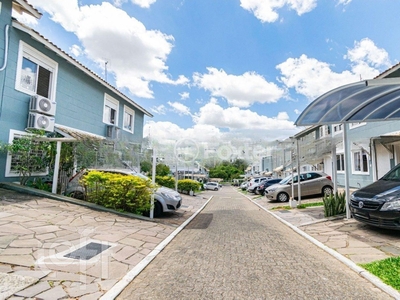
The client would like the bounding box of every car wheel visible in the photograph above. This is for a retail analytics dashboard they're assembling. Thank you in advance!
[277,192,289,202]
[214,187,218,191]
[70,191,84,200]
[322,186,333,196]
[154,201,163,218]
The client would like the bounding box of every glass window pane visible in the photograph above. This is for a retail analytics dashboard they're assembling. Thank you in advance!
[20,57,37,92]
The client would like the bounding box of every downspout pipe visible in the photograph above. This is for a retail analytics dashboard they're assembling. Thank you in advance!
[0,24,10,71]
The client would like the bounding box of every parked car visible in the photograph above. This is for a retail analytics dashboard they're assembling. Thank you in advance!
[204,182,220,191]
[265,171,333,202]
[350,163,400,230]
[256,178,282,195]
[240,181,249,190]
[65,168,182,217]
[246,177,269,193]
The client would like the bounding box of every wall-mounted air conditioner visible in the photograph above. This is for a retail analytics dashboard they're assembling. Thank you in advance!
[106,125,120,139]
[27,112,55,132]
[29,95,56,116]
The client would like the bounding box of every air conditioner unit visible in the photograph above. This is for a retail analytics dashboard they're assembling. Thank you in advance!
[27,112,55,132]
[106,125,120,139]
[29,95,56,116]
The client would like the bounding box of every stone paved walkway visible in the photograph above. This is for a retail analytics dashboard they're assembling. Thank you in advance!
[0,187,208,299]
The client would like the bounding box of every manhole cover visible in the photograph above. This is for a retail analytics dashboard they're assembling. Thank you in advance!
[64,242,111,260]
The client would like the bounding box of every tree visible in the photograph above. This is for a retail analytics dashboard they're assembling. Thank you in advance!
[156,163,170,176]
[140,161,152,173]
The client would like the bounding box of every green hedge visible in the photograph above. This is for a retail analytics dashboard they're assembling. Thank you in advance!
[81,170,154,214]
[177,179,201,194]
[155,175,175,189]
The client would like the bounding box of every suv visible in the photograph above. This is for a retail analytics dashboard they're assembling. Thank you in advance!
[350,163,400,230]
[246,177,268,193]
[265,171,333,202]
[65,168,182,217]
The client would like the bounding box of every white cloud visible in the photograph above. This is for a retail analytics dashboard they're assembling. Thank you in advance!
[193,68,286,108]
[240,0,317,23]
[69,44,82,57]
[194,99,295,132]
[144,121,223,144]
[24,0,188,99]
[179,92,190,100]
[130,0,157,8]
[277,39,391,100]
[336,0,352,5]
[150,105,166,115]
[167,101,191,116]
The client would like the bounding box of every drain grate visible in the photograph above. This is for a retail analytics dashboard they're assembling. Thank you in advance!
[186,213,213,229]
[64,242,111,260]
[278,210,291,213]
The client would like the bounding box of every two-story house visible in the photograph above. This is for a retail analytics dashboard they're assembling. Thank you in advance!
[0,0,153,189]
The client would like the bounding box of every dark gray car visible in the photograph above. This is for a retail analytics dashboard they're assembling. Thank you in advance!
[350,163,400,230]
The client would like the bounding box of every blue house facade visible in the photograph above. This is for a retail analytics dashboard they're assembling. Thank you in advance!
[0,0,152,183]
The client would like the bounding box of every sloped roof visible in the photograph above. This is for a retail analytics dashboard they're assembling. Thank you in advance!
[12,20,153,118]
[295,78,400,126]
[13,0,41,19]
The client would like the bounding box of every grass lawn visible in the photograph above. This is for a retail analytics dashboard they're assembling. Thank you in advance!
[271,202,324,210]
[360,257,400,291]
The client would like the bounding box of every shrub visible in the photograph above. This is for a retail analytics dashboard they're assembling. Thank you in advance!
[81,171,154,214]
[323,191,346,217]
[178,179,201,194]
[155,175,176,189]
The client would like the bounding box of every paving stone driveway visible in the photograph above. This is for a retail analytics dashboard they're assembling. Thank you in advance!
[0,187,208,299]
[117,188,393,300]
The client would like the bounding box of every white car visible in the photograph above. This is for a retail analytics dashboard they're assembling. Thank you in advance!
[204,182,220,191]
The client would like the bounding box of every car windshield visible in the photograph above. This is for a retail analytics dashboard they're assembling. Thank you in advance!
[279,175,292,185]
[382,165,400,181]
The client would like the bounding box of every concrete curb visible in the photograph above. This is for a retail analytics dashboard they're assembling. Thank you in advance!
[100,195,214,300]
[243,192,400,300]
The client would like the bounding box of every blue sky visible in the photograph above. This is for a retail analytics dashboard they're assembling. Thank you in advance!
[18,0,400,151]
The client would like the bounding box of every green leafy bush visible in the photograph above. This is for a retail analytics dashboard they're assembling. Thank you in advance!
[81,171,154,214]
[178,179,201,194]
[323,191,346,217]
[155,176,176,189]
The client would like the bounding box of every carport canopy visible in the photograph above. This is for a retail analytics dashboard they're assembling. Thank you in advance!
[295,78,400,126]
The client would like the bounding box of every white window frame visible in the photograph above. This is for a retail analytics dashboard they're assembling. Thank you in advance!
[15,41,58,100]
[336,153,345,172]
[123,105,135,133]
[5,130,49,177]
[349,122,366,129]
[352,149,369,175]
[333,124,343,135]
[103,94,119,125]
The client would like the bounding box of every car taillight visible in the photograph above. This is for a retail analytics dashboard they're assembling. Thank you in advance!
[326,176,332,181]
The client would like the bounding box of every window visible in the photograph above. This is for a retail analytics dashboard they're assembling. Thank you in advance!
[103,94,119,125]
[353,150,369,173]
[123,106,135,133]
[5,130,49,177]
[15,41,58,99]
[349,122,366,129]
[336,154,345,171]
[333,124,343,135]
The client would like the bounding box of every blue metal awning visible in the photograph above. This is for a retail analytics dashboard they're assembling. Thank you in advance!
[295,78,400,126]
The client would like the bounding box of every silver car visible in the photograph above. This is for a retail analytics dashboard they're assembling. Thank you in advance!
[265,171,333,202]
[204,182,220,191]
[65,168,182,217]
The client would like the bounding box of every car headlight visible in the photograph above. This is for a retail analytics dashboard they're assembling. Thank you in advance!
[267,187,276,193]
[381,199,400,211]
[161,192,174,200]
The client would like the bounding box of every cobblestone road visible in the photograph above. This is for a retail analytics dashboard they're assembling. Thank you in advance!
[117,188,392,300]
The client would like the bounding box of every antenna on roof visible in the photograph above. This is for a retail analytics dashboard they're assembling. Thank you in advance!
[105,61,108,82]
